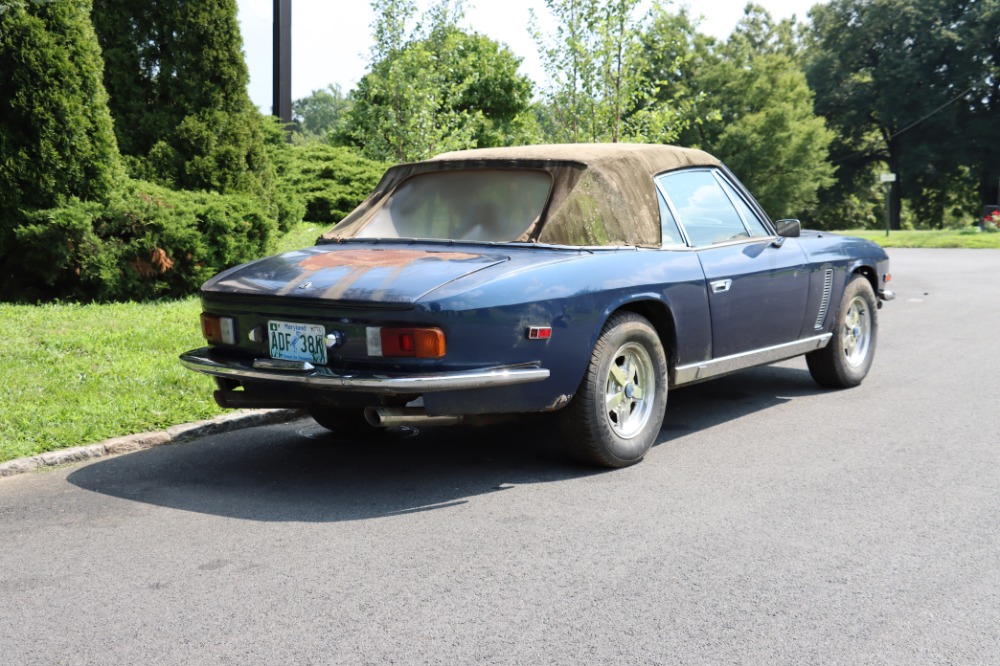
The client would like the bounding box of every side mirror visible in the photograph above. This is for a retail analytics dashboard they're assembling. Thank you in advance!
[775,219,801,238]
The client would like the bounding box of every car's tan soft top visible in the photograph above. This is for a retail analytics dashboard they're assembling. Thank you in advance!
[322,143,720,247]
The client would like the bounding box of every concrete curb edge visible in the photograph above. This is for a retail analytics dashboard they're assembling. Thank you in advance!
[0,409,307,480]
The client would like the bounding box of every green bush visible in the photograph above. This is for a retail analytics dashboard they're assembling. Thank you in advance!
[1,180,276,303]
[281,144,386,227]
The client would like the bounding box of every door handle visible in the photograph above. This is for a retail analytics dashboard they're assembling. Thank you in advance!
[710,279,732,293]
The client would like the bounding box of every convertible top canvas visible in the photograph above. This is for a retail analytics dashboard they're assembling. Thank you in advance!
[322,143,720,247]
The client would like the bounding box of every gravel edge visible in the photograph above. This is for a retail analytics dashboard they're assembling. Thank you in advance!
[0,409,306,479]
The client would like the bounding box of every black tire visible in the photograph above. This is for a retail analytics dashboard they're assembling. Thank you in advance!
[307,407,375,438]
[806,274,879,388]
[560,312,668,468]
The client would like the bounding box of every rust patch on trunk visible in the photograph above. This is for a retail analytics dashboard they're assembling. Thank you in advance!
[298,249,478,272]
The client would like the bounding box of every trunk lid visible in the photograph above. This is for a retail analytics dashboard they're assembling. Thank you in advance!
[203,243,510,305]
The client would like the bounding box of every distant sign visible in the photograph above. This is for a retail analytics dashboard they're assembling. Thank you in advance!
[880,173,897,183]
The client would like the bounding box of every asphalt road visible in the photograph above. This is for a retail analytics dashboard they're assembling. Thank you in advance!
[2,248,998,665]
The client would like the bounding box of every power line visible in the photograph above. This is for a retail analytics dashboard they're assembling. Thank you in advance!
[831,77,990,166]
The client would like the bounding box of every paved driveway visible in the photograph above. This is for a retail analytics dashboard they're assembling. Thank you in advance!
[2,248,998,665]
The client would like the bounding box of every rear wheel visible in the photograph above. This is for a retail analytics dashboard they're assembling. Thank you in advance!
[806,274,878,388]
[560,312,668,468]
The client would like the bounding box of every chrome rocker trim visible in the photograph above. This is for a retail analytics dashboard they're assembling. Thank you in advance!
[674,333,833,385]
[180,347,550,394]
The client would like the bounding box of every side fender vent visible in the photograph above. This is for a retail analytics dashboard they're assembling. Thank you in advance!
[815,268,834,329]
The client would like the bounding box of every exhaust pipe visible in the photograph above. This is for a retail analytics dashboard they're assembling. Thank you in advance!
[364,406,462,428]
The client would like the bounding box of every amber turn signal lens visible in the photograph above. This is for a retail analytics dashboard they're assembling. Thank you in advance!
[201,313,236,345]
[379,327,446,358]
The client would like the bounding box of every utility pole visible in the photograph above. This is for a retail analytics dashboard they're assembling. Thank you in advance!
[880,172,896,237]
[272,0,292,138]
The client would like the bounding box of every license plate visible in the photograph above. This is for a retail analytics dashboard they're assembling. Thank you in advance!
[268,320,327,365]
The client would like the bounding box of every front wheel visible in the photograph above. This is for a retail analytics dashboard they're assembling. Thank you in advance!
[560,312,668,468]
[806,274,879,388]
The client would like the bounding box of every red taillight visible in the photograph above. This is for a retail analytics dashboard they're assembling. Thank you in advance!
[201,313,236,345]
[368,327,446,358]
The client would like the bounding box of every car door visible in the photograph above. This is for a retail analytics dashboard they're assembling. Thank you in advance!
[656,168,810,359]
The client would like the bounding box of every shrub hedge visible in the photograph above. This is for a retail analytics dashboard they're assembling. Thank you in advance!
[0,180,275,303]
[281,143,386,227]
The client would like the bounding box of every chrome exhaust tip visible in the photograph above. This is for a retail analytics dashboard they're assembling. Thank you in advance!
[364,407,462,428]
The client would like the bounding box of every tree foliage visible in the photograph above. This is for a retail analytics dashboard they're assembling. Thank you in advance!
[532,0,688,143]
[0,0,122,215]
[699,7,835,218]
[91,0,274,201]
[292,84,352,141]
[338,0,537,162]
[636,3,834,218]
[280,144,386,226]
[806,0,997,228]
[0,0,124,290]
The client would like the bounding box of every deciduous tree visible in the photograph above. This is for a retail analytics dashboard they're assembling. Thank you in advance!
[293,84,352,141]
[806,0,994,228]
[338,0,536,162]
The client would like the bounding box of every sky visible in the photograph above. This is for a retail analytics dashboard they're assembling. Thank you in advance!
[236,0,820,112]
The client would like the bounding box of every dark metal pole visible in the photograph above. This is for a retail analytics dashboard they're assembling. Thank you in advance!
[272,0,292,134]
[885,184,890,238]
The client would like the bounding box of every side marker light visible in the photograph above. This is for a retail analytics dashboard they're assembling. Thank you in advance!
[527,326,552,340]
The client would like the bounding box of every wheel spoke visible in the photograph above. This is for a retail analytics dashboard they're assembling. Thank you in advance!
[617,402,630,428]
[608,362,628,387]
[630,385,645,401]
[606,391,625,411]
[622,356,635,384]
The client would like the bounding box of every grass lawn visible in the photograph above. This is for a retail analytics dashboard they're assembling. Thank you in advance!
[0,298,219,462]
[842,228,1000,249]
[0,222,330,464]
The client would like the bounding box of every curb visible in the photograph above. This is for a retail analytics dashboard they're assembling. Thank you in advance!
[0,409,306,480]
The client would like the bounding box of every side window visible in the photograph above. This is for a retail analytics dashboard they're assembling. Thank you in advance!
[657,190,684,245]
[657,170,748,246]
[719,177,770,237]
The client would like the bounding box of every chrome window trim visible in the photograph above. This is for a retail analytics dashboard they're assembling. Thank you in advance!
[653,177,692,248]
[713,171,771,239]
[655,167,779,249]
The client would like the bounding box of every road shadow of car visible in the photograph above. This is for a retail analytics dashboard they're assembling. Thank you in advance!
[660,363,823,438]
[67,364,823,523]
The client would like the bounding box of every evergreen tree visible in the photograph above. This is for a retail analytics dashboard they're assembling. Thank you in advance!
[91,0,273,200]
[0,0,122,216]
[0,0,123,287]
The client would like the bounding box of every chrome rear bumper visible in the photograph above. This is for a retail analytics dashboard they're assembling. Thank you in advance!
[180,347,549,394]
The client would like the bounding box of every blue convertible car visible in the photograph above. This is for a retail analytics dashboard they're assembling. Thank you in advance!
[181,144,893,467]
